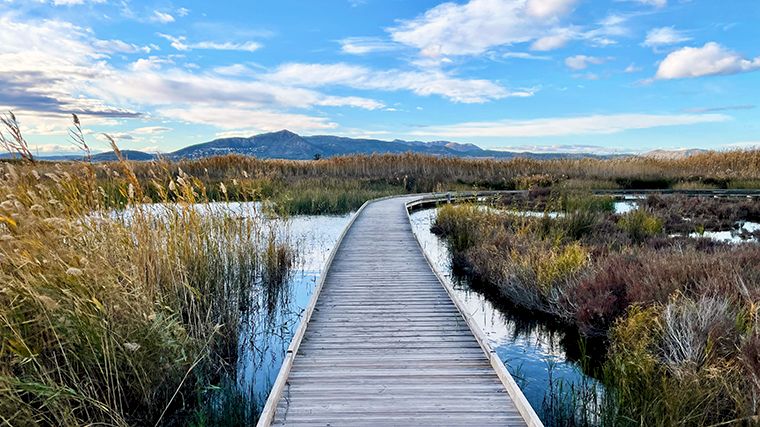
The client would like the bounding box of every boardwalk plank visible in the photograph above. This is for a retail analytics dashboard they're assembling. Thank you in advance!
[261,196,539,426]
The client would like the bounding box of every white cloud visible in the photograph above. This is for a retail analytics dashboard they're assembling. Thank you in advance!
[28,143,83,153]
[51,0,105,5]
[161,106,337,132]
[643,27,690,48]
[92,39,152,54]
[158,34,261,52]
[503,52,550,60]
[388,0,577,57]
[341,1,625,61]
[656,42,760,79]
[634,0,667,7]
[0,108,121,136]
[340,37,399,54]
[409,113,730,138]
[151,11,175,24]
[525,0,576,18]
[130,56,173,72]
[565,55,608,70]
[0,15,383,138]
[582,14,629,45]
[264,63,525,103]
[132,126,172,134]
[625,63,642,73]
[213,64,255,76]
[531,29,575,51]
[99,63,385,110]
[192,41,261,52]
[529,14,629,51]
[0,16,140,122]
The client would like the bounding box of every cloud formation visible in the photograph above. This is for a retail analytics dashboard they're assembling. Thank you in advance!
[0,15,382,136]
[643,27,690,48]
[389,0,578,57]
[340,37,400,54]
[410,113,729,138]
[150,11,175,24]
[264,63,528,103]
[158,34,261,52]
[0,16,141,121]
[565,55,609,70]
[656,42,760,79]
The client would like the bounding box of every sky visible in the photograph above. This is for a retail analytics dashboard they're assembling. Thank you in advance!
[1,0,759,155]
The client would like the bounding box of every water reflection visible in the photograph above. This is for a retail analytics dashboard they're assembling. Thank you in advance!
[409,208,603,422]
[185,207,352,422]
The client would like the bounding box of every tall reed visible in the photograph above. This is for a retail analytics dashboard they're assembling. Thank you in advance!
[0,122,298,425]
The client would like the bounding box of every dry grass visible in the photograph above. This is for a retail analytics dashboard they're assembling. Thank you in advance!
[0,131,297,425]
[9,145,760,215]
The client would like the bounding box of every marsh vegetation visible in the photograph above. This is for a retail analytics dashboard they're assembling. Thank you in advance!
[3,115,760,425]
[432,191,760,426]
[0,150,350,425]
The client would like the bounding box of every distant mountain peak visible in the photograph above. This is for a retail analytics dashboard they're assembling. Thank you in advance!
[157,130,614,161]
[18,130,622,162]
[260,129,300,138]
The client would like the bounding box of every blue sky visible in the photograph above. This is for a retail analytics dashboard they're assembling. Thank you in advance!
[1,0,759,154]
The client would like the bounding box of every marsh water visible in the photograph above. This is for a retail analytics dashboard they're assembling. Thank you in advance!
[234,212,352,414]
[409,208,604,422]
[213,202,603,424]
[200,197,760,423]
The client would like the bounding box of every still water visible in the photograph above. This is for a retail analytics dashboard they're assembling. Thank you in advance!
[409,207,603,422]
[219,202,601,423]
[230,210,352,417]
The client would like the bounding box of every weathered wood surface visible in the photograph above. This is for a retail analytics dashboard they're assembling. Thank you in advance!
[261,196,540,426]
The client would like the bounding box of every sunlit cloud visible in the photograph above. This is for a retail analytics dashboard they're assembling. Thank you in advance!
[656,42,760,79]
[264,63,528,103]
[410,113,730,138]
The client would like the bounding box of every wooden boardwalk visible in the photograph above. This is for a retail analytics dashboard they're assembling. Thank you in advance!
[259,196,541,426]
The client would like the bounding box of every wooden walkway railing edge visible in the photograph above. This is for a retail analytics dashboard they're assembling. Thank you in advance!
[404,195,544,427]
[256,194,403,426]
[257,198,365,425]
[257,188,758,426]
[257,192,544,426]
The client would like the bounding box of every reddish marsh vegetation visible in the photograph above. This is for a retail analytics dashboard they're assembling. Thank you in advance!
[433,192,760,426]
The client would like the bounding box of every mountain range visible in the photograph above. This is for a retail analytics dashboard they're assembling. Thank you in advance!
[3,130,698,162]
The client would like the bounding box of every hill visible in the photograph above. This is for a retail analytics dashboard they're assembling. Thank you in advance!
[164,130,609,161]
[6,130,626,162]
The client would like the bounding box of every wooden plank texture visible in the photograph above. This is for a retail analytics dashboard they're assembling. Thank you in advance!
[262,196,540,426]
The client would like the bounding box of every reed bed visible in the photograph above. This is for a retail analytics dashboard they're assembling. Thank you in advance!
[0,156,296,425]
[9,147,760,215]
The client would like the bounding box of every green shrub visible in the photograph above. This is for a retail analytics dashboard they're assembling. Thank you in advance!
[618,209,663,243]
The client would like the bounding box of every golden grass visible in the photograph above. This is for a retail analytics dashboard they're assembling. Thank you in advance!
[0,158,293,424]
